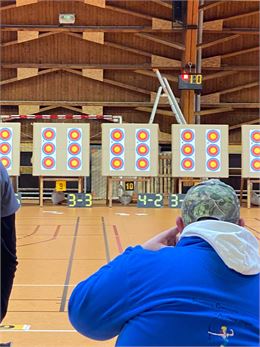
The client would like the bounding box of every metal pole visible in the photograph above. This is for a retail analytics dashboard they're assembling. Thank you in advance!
[195,0,204,124]
[149,86,163,123]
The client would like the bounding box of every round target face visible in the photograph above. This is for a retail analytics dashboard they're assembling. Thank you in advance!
[207,130,219,143]
[181,130,194,142]
[206,158,220,171]
[251,159,260,171]
[42,157,55,169]
[68,157,81,170]
[207,144,220,157]
[68,129,81,141]
[0,142,11,155]
[110,143,124,156]
[251,130,260,143]
[111,129,124,142]
[136,158,149,170]
[136,143,149,156]
[136,129,150,142]
[251,145,260,157]
[181,158,194,171]
[181,144,194,156]
[110,157,124,170]
[42,128,56,141]
[68,143,81,155]
[0,128,12,141]
[42,142,55,155]
[0,156,11,169]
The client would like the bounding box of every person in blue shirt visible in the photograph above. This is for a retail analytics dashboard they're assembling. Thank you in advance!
[0,162,20,322]
[68,179,260,346]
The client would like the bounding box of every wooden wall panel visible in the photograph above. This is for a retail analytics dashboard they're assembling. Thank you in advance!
[0,68,17,81]
[221,86,259,103]
[0,31,17,43]
[222,51,259,66]
[204,1,259,20]
[1,1,150,26]
[1,34,150,64]
[0,71,149,102]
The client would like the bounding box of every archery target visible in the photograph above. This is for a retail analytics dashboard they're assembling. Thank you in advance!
[0,128,12,141]
[0,127,13,172]
[135,128,150,172]
[172,125,228,178]
[0,156,11,169]
[67,128,82,171]
[0,142,11,155]
[33,123,90,176]
[246,127,260,176]
[206,129,221,173]
[102,124,158,176]
[180,128,195,173]
[41,127,56,171]
[109,128,125,172]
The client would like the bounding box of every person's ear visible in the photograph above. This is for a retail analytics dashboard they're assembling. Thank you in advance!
[238,218,245,227]
[176,216,185,233]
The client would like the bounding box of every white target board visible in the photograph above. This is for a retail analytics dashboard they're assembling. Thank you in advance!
[242,125,260,178]
[0,123,21,176]
[172,124,228,178]
[102,124,158,176]
[33,123,90,176]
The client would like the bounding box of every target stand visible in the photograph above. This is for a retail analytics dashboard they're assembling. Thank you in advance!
[177,178,203,193]
[39,176,83,207]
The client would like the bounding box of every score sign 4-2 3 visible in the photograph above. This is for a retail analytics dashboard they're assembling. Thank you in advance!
[67,193,93,208]
[168,194,185,208]
[137,194,163,208]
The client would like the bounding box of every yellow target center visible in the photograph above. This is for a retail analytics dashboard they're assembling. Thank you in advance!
[184,133,191,140]
[253,133,260,141]
[1,159,8,166]
[255,161,260,169]
[2,145,8,152]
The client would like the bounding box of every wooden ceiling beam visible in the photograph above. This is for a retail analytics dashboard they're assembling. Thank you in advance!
[136,107,173,117]
[221,10,260,22]
[134,69,178,82]
[229,119,260,131]
[199,1,224,11]
[203,28,259,35]
[105,4,153,20]
[219,81,259,95]
[151,0,172,9]
[200,103,260,108]
[222,46,259,59]
[0,68,59,86]
[194,107,233,116]
[202,71,235,81]
[1,32,59,48]
[135,33,185,51]
[197,34,240,49]
[63,68,151,95]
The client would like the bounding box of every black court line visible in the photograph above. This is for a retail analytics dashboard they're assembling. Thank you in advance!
[59,217,80,312]
[101,216,111,263]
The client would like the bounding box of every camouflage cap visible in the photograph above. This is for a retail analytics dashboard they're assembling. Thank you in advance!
[181,179,240,226]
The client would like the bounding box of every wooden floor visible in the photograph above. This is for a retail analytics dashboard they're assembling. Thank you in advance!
[1,203,260,347]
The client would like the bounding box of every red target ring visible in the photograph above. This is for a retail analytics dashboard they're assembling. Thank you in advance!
[181,144,194,156]
[110,143,124,156]
[42,142,55,155]
[136,129,150,142]
[0,156,11,169]
[251,145,260,157]
[136,157,149,170]
[68,129,81,141]
[181,130,194,142]
[251,159,260,171]
[68,143,81,155]
[0,128,12,141]
[207,144,220,157]
[251,130,260,143]
[42,128,56,141]
[181,158,194,171]
[136,143,149,156]
[0,142,11,155]
[207,130,219,143]
[68,157,81,170]
[206,158,220,171]
[111,129,124,142]
[42,157,55,169]
[110,157,124,170]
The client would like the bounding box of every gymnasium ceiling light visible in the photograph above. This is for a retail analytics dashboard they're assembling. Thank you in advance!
[59,13,76,25]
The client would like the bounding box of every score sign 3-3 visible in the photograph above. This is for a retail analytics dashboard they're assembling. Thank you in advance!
[137,193,163,208]
[67,193,93,207]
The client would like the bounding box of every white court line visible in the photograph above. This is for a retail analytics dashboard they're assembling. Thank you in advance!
[1,329,76,333]
[13,284,75,287]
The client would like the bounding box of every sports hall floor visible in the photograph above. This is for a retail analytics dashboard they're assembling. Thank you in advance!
[1,203,259,347]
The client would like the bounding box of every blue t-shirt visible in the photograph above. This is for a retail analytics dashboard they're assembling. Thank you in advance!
[69,237,259,346]
[0,162,20,218]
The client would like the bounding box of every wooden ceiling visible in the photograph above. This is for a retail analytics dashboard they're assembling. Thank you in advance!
[0,0,259,143]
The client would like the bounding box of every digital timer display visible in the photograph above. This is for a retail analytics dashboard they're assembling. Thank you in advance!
[178,74,203,91]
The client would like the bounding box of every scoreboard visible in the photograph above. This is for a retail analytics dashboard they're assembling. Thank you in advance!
[178,73,203,91]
